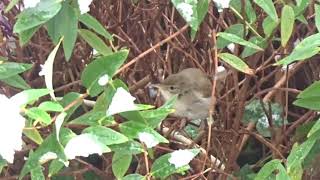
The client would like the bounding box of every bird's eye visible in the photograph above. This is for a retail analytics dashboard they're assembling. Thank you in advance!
[169,86,175,90]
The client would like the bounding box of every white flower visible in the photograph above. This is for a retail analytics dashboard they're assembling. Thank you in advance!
[98,74,109,86]
[23,0,40,8]
[138,132,159,148]
[176,3,194,22]
[169,149,195,168]
[106,87,137,116]
[64,134,105,159]
[78,0,93,14]
[0,94,25,163]
[227,43,235,53]
[212,0,230,12]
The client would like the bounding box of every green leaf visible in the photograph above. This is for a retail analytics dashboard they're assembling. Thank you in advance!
[151,149,200,179]
[218,53,254,75]
[293,0,309,16]
[11,88,50,105]
[112,152,132,179]
[0,62,32,80]
[293,81,320,110]
[81,50,129,96]
[254,159,289,180]
[19,26,40,45]
[13,0,62,33]
[0,157,7,174]
[281,5,295,47]
[217,24,245,49]
[253,0,278,22]
[217,32,263,51]
[83,126,129,145]
[48,160,65,177]
[293,97,320,111]
[59,128,77,147]
[46,2,78,61]
[275,33,320,65]
[119,121,168,144]
[315,4,320,32]
[230,0,257,24]
[123,174,145,180]
[43,38,63,100]
[78,29,112,56]
[68,111,115,126]
[30,164,45,180]
[4,0,20,13]
[23,119,43,145]
[39,101,64,112]
[23,128,43,145]
[296,14,308,24]
[25,107,52,125]
[241,36,267,58]
[196,0,210,30]
[79,13,113,40]
[20,133,67,179]
[1,74,31,90]
[234,164,257,180]
[109,141,144,155]
[93,79,128,112]
[58,92,82,121]
[287,130,320,179]
[308,119,320,138]
[140,96,176,128]
[262,16,279,37]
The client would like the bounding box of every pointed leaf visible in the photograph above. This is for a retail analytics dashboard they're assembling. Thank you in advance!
[315,4,320,32]
[38,101,64,112]
[0,62,32,80]
[13,0,62,33]
[68,111,115,126]
[218,53,254,75]
[217,32,263,51]
[11,89,50,105]
[25,107,52,125]
[78,29,112,56]
[46,2,78,60]
[281,5,295,47]
[253,0,278,22]
[262,16,279,37]
[83,126,128,145]
[79,13,113,40]
[19,26,40,45]
[217,24,245,49]
[275,33,320,65]
[81,50,129,96]
[1,74,31,90]
[112,152,132,179]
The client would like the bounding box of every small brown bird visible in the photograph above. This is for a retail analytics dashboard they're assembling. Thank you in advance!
[154,68,212,119]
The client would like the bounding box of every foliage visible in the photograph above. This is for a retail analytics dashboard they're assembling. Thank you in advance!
[1,0,320,179]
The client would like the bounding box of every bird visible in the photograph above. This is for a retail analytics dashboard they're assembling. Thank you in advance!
[153,68,213,119]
